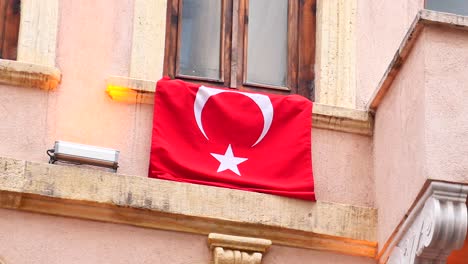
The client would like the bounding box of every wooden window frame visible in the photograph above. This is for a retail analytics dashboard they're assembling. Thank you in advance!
[0,0,20,60]
[164,0,316,100]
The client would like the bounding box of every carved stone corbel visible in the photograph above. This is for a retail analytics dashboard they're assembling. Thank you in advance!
[388,182,468,264]
[208,233,272,264]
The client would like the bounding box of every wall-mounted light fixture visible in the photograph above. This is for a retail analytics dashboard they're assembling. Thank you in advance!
[47,141,120,172]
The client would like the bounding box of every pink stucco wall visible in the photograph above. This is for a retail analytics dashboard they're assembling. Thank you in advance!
[373,30,426,248]
[356,0,423,108]
[0,1,374,208]
[0,208,375,264]
[0,0,149,176]
[423,26,468,184]
[0,1,376,261]
[313,129,374,207]
[374,25,468,249]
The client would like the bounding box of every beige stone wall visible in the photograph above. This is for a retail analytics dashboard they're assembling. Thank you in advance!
[17,0,59,66]
[130,0,167,80]
[315,0,357,108]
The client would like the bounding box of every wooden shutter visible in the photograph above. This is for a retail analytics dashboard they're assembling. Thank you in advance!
[0,0,20,60]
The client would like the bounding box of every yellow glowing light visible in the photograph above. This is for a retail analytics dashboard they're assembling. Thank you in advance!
[106,85,154,104]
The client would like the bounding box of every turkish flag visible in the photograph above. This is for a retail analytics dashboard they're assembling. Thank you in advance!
[149,78,315,201]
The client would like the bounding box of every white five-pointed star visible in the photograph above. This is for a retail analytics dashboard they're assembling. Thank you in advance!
[210,144,248,176]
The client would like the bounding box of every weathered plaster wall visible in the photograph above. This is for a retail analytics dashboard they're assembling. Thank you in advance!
[264,245,376,264]
[313,129,374,207]
[373,33,426,248]
[356,0,423,108]
[0,85,50,162]
[0,208,210,264]
[423,26,468,184]
[0,209,375,264]
[0,0,374,208]
[0,3,376,262]
[0,0,378,261]
[374,24,468,251]
[0,0,152,176]
[52,0,154,176]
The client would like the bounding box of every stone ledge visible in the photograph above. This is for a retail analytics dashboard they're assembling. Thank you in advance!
[312,104,373,136]
[0,157,377,257]
[106,76,155,104]
[367,10,468,110]
[0,59,61,90]
[208,233,272,253]
[106,76,373,136]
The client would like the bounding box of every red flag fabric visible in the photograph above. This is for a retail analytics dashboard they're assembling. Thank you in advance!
[149,78,315,201]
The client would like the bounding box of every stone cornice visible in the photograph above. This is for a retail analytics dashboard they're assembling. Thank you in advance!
[380,181,468,263]
[367,10,468,111]
[106,76,373,136]
[0,59,61,90]
[312,103,373,136]
[106,76,155,104]
[0,157,377,257]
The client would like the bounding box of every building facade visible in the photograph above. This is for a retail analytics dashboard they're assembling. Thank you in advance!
[0,0,467,263]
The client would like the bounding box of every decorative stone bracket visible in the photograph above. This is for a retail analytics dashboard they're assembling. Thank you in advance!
[387,182,468,263]
[208,233,272,264]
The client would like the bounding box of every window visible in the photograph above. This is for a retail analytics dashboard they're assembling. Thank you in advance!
[0,0,20,60]
[164,0,316,99]
[426,0,468,16]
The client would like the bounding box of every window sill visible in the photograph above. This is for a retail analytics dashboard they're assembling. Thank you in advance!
[0,59,61,90]
[106,76,374,136]
[0,156,377,257]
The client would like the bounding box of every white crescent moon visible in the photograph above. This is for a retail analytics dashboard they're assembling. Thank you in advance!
[194,86,273,147]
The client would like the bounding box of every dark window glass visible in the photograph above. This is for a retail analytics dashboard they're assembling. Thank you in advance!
[179,0,221,80]
[246,0,288,87]
[165,0,316,99]
[426,0,468,16]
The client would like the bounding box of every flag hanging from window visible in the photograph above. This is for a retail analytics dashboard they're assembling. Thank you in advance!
[149,78,315,201]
